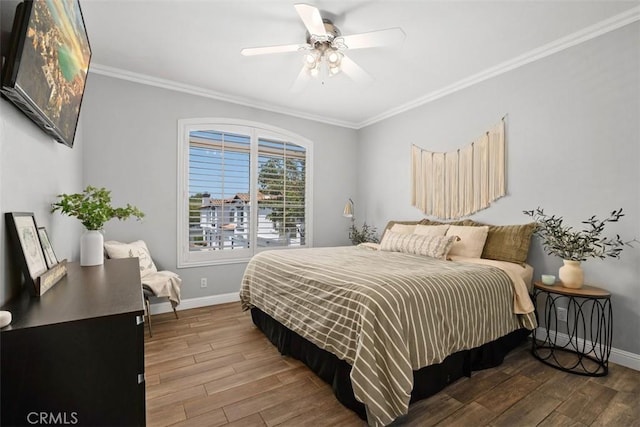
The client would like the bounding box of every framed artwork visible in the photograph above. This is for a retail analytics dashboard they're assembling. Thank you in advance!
[1,0,92,148]
[38,227,58,269]
[5,212,48,293]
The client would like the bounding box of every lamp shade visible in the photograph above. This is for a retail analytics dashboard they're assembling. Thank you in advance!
[343,199,354,218]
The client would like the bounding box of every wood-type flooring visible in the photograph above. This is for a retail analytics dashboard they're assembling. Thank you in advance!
[145,303,639,426]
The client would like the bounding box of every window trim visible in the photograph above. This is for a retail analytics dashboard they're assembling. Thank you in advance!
[177,118,314,267]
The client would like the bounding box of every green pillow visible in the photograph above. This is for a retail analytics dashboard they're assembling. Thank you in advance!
[466,220,536,264]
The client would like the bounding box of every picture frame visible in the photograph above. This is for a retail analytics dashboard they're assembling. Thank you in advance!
[37,259,67,296]
[5,212,48,294]
[37,226,59,269]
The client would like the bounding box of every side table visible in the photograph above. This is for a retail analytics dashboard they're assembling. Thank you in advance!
[531,281,612,376]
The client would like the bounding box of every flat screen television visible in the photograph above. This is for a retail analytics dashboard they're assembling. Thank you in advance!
[1,0,91,148]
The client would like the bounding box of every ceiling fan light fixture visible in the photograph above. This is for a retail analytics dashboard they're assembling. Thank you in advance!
[303,44,343,75]
[327,50,341,65]
[240,4,405,88]
[304,52,317,66]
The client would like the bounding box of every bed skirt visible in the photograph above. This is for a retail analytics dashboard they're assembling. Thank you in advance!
[251,307,529,421]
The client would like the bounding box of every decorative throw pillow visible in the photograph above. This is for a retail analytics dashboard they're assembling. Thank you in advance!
[104,240,157,278]
[381,220,427,240]
[465,220,536,264]
[413,224,450,237]
[445,225,489,258]
[380,230,458,260]
[390,223,417,234]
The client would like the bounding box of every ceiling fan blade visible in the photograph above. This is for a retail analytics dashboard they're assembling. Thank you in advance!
[341,27,406,50]
[294,3,327,37]
[291,65,311,92]
[241,44,303,56]
[340,55,373,84]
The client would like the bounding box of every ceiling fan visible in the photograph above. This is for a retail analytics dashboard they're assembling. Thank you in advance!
[240,4,405,90]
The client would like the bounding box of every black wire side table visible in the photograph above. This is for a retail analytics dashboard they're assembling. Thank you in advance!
[531,281,612,377]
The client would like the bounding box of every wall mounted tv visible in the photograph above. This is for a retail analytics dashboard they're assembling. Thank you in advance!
[1,0,91,148]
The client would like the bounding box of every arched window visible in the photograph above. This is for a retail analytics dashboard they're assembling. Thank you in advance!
[177,119,313,266]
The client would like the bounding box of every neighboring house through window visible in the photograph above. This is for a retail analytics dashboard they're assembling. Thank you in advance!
[177,119,313,266]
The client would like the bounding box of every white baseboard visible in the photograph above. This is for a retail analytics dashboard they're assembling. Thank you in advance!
[150,295,639,372]
[534,329,640,371]
[148,292,240,315]
[611,348,640,371]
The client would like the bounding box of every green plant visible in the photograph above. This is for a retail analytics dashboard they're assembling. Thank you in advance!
[349,222,379,245]
[523,207,635,261]
[52,186,144,230]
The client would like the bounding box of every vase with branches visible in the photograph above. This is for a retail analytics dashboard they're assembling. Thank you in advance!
[524,207,635,288]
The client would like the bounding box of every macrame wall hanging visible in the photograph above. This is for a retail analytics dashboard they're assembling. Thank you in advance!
[411,118,506,220]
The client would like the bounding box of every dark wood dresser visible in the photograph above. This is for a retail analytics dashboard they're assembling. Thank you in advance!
[0,258,145,426]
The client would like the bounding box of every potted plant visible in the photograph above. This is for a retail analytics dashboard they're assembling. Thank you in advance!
[52,186,144,266]
[349,222,380,245]
[524,207,634,288]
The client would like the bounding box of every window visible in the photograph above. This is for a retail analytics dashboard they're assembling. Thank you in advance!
[177,119,313,266]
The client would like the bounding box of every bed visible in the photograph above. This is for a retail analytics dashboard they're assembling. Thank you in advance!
[240,221,537,426]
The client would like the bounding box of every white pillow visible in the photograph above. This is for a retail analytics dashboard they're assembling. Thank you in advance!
[390,223,417,234]
[104,240,158,278]
[413,224,450,237]
[445,225,489,258]
[380,230,458,260]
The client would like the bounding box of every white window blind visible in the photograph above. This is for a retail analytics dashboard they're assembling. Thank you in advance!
[257,138,307,248]
[177,119,313,267]
[189,130,251,251]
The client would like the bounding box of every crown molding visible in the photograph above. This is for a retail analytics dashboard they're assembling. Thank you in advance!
[89,6,639,131]
[357,6,640,129]
[88,64,359,129]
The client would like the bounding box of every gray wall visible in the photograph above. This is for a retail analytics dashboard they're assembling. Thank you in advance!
[81,74,358,299]
[0,105,84,306]
[0,1,84,306]
[357,23,640,354]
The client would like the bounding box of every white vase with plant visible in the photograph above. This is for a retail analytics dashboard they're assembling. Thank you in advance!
[52,186,144,266]
[524,207,635,289]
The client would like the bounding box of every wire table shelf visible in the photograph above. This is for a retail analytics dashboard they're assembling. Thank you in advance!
[531,281,612,377]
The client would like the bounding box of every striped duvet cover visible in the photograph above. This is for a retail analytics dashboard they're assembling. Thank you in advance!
[240,245,536,426]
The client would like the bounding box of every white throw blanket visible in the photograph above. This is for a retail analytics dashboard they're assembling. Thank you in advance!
[142,271,182,307]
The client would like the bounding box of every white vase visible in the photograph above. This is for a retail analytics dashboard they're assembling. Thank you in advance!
[559,259,584,289]
[80,229,104,266]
